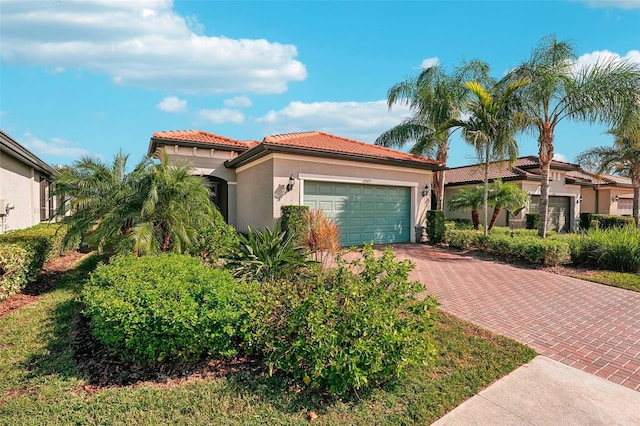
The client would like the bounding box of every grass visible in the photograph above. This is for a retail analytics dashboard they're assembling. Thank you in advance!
[0,253,536,425]
[569,270,640,293]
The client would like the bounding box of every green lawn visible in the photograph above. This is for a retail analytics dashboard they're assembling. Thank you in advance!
[569,270,640,293]
[0,254,536,425]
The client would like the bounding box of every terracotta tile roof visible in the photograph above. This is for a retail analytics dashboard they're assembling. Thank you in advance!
[566,170,632,186]
[152,130,259,150]
[262,131,442,166]
[446,156,581,186]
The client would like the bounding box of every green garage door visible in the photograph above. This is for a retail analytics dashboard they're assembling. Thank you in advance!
[304,181,411,246]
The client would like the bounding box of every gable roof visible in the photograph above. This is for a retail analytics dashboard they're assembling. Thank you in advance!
[0,129,56,176]
[148,130,259,155]
[226,131,444,170]
[566,169,632,188]
[445,156,581,186]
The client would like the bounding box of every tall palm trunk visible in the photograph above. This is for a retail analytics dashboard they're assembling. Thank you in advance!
[537,122,554,238]
[488,206,502,231]
[483,144,490,236]
[633,174,640,228]
[433,146,449,210]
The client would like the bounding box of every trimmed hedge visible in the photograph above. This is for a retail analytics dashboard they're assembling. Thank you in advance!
[579,213,634,231]
[280,205,310,246]
[0,224,66,282]
[445,218,474,230]
[83,254,258,364]
[0,243,29,301]
[444,228,570,266]
[427,210,446,244]
[525,213,539,230]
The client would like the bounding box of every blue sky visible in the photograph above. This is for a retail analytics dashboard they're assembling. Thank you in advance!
[1,0,639,168]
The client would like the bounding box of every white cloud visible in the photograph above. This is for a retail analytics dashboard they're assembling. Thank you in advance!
[575,49,640,70]
[420,57,440,69]
[22,132,96,159]
[575,0,640,9]
[224,96,253,108]
[157,96,187,113]
[553,153,568,162]
[0,0,307,94]
[257,100,412,142]
[197,108,245,124]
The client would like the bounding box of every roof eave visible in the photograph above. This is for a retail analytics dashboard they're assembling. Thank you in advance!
[225,143,444,171]
[0,130,57,176]
[148,136,251,157]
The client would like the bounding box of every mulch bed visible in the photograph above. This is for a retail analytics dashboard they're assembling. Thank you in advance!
[0,250,86,320]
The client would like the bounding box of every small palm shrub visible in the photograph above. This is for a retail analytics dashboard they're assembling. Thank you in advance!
[225,223,312,282]
[569,227,640,272]
[303,208,341,267]
[248,245,439,395]
[83,254,258,364]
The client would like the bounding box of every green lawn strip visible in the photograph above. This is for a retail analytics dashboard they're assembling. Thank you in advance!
[569,270,640,292]
[0,255,535,425]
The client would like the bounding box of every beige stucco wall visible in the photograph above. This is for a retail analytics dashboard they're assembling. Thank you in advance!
[235,157,275,231]
[158,145,240,225]
[0,151,41,232]
[235,153,433,242]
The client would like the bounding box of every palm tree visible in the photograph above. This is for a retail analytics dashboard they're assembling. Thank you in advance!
[506,34,640,238]
[447,186,484,230]
[445,78,529,236]
[53,152,217,255]
[376,61,490,210]
[487,179,530,231]
[576,114,640,226]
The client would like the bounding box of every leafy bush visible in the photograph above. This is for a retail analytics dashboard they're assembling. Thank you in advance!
[249,245,438,395]
[482,234,570,266]
[83,254,258,364]
[0,243,28,301]
[280,205,310,246]
[579,213,634,231]
[445,229,482,249]
[225,223,312,282]
[445,218,474,230]
[427,210,446,244]
[0,223,66,282]
[525,213,539,230]
[190,213,239,263]
[569,227,640,272]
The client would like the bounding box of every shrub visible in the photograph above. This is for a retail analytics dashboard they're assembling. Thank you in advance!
[0,223,66,282]
[525,213,539,230]
[225,223,313,282]
[427,210,446,244]
[569,227,640,272]
[190,213,239,263]
[249,245,438,395]
[445,218,474,230]
[579,214,634,231]
[445,229,482,249]
[280,205,310,246]
[303,208,341,267]
[83,254,258,364]
[483,234,570,266]
[0,243,28,301]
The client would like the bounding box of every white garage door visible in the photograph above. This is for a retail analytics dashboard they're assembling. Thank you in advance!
[303,181,411,246]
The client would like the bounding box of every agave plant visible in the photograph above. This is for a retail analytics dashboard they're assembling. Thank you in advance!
[225,223,313,282]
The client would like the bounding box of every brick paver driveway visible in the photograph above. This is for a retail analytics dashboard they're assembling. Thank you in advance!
[390,244,640,392]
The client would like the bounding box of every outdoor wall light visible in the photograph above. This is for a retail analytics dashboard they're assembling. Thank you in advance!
[422,184,430,197]
[613,195,619,202]
[577,195,583,204]
[286,174,295,192]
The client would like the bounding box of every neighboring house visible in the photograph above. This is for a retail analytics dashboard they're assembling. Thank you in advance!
[148,130,443,245]
[444,156,635,232]
[0,130,57,233]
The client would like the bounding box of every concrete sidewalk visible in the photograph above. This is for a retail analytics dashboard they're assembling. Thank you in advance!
[432,356,640,425]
